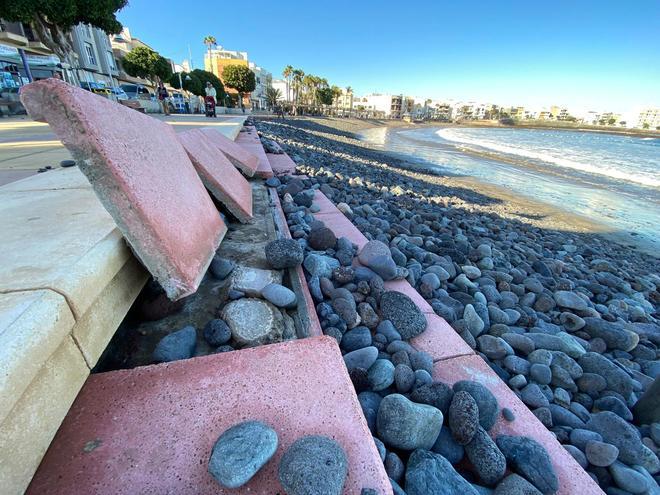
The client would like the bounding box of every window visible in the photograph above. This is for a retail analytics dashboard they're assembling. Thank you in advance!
[85,24,92,37]
[106,51,116,70]
[85,43,96,65]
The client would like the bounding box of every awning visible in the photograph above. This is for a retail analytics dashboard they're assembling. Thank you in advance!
[0,43,60,67]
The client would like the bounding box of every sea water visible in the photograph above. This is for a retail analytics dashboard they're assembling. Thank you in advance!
[359,126,660,252]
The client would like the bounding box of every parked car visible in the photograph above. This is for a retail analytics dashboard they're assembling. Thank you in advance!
[80,81,111,96]
[170,92,188,113]
[108,87,129,101]
[120,83,153,100]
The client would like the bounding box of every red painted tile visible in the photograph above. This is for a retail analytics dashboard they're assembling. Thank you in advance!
[432,354,604,495]
[20,79,226,300]
[28,337,391,495]
[201,127,258,177]
[266,153,297,176]
[411,313,474,361]
[316,212,369,249]
[313,190,339,214]
[235,126,273,178]
[178,129,253,224]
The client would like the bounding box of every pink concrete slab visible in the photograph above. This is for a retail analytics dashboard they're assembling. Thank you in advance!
[313,189,340,214]
[267,152,297,176]
[432,354,604,495]
[235,126,273,178]
[200,127,258,177]
[177,129,253,224]
[317,212,369,249]
[269,188,323,337]
[28,337,391,495]
[20,79,226,300]
[411,313,475,361]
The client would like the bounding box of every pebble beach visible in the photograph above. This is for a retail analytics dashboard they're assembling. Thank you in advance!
[255,116,660,493]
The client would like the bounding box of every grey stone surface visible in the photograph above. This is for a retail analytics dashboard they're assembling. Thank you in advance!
[343,346,379,372]
[222,298,294,347]
[230,266,282,297]
[153,326,197,362]
[368,359,395,391]
[404,449,479,495]
[208,421,278,488]
[465,426,506,486]
[585,440,619,467]
[493,474,543,495]
[261,283,297,308]
[278,435,348,495]
[448,391,479,445]
[379,291,427,339]
[453,380,499,431]
[496,435,559,494]
[377,394,443,450]
[203,318,231,347]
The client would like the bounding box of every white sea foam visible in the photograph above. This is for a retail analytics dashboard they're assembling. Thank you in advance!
[436,128,660,188]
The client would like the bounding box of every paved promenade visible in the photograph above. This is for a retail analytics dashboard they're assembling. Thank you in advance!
[0,114,246,186]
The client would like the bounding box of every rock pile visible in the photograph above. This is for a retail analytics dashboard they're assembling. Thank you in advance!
[257,117,660,494]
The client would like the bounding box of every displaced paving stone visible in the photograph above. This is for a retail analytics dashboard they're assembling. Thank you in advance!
[230,266,282,297]
[200,127,259,177]
[496,435,559,495]
[153,326,197,363]
[20,79,226,300]
[377,394,443,450]
[379,291,427,339]
[178,129,254,223]
[265,239,304,269]
[278,435,348,495]
[404,449,479,495]
[208,421,278,488]
[222,298,294,347]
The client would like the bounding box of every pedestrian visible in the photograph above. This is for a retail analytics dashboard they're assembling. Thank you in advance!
[204,82,217,117]
[157,83,170,115]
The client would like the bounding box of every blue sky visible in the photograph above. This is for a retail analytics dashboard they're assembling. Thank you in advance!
[117,0,659,114]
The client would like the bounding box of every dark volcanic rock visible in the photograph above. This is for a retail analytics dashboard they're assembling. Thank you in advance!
[448,391,479,445]
[453,380,499,431]
[379,291,427,339]
[465,426,507,486]
[410,382,454,415]
[377,394,443,450]
[265,238,304,269]
[203,319,231,347]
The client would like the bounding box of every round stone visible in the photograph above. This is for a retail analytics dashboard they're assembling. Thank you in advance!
[553,291,588,311]
[152,326,197,363]
[405,449,479,495]
[385,452,405,482]
[465,426,506,486]
[585,440,619,467]
[203,319,231,347]
[394,364,415,393]
[208,420,278,488]
[278,435,348,495]
[261,283,297,308]
[529,363,552,385]
[377,394,443,450]
[410,382,454,415]
[358,240,397,280]
[496,435,558,494]
[379,291,427,339]
[453,380,499,431]
[308,226,337,251]
[368,359,395,391]
[222,299,292,347]
[265,239,304,269]
[210,256,235,280]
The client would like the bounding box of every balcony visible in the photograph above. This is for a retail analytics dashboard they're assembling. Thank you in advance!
[0,21,28,48]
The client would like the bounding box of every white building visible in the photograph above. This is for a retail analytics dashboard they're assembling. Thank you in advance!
[249,62,271,110]
[352,93,404,118]
[637,108,660,129]
[272,78,288,101]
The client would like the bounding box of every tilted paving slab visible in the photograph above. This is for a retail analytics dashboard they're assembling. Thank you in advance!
[433,354,604,495]
[20,79,227,300]
[200,127,259,177]
[177,129,253,223]
[266,151,297,176]
[28,337,391,495]
[235,125,274,178]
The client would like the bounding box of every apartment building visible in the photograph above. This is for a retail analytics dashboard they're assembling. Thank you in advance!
[249,62,272,110]
[109,27,155,87]
[637,108,660,129]
[71,24,118,86]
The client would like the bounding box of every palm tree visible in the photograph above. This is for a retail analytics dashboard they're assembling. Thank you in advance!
[291,69,304,115]
[282,65,293,102]
[265,87,282,109]
[203,35,217,74]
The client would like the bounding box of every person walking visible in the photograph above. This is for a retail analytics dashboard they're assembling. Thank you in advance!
[204,82,217,117]
[157,83,170,115]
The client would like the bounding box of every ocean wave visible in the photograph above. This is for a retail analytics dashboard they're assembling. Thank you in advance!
[436,128,660,188]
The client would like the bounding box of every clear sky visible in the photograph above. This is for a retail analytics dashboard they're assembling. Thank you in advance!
[117,0,659,114]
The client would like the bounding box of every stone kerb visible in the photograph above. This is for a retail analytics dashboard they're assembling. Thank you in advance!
[200,127,259,177]
[177,129,254,224]
[20,79,226,300]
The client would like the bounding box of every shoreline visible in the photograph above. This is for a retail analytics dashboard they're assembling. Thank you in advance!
[259,116,658,258]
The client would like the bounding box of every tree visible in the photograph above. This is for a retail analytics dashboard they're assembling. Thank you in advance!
[282,65,293,102]
[168,71,203,96]
[291,69,304,114]
[203,35,217,72]
[122,46,172,84]
[318,87,334,106]
[190,69,225,100]
[607,117,617,125]
[222,65,256,111]
[2,0,127,77]
[265,87,282,109]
